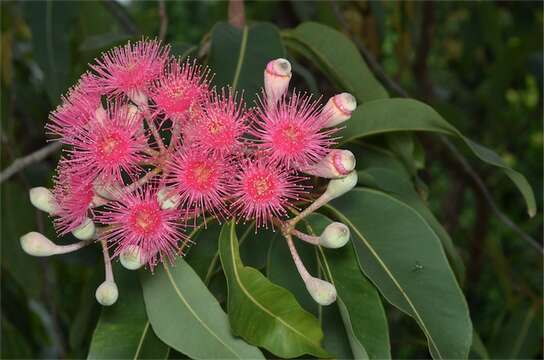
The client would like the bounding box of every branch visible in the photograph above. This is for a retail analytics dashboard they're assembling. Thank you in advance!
[158,0,168,41]
[0,142,61,183]
[228,0,245,29]
[412,1,435,101]
[329,1,541,253]
[440,138,542,253]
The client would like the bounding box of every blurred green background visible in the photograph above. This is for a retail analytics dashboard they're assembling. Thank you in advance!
[1,1,542,358]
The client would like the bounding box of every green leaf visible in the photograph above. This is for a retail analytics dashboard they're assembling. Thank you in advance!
[24,0,77,104]
[282,22,388,103]
[339,98,536,217]
[304,213,391,360]
[184,219,222,280]
[324,188,472,359]
[208,22,285,103]
[219,220,329,358]
[141,258,263,359]
[358,167,466,283]
[321,301,354,359]
[88,268,168,359]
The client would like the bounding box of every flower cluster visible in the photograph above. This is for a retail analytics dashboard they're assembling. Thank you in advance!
[22,40,359,306]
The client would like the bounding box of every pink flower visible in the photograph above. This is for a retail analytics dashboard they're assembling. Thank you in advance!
[231,157,307,228]
[252,92,336,170]
[164,147,233,220]
[52,160,95,235]
[47,73,104,143]
[91,39,169,97]
[150,59,209,122]
[65,102,149,183]
[189,89,248,155]
[97,188,188,270]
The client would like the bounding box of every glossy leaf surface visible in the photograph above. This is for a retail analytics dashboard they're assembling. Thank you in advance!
[88,268,168,359]
[304,213,391,360]
[141,259,263,359]
[219,221,329,358]
[283,22,388,103]
[208,22,284,103]
[339,98,536,217]
[324,189,472,359]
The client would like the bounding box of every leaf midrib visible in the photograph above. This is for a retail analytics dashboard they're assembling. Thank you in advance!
[324,205,444,359]
[133,322,149,360]
[163,263,242,359]
[232,26,249,89]
[228,223,322,350]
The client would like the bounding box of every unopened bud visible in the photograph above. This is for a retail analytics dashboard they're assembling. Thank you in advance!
[95,281,118,306]
[20,232,59,257]
[319,222,350,248]
[305,277,337,306]
[157,188,180,210]
[72,218,96,240]
[324,171,358,200]
[264,58,292,105]
[303,150,356,179]
[120,245,144,270]
[29,187,57,214]
[322,93,357,128]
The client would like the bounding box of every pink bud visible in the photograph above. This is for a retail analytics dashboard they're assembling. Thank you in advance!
[322,93,357,128]
[264,58,292,106]
[302,149,356,179]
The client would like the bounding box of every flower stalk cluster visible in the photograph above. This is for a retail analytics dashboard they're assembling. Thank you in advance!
[21,40,358,306]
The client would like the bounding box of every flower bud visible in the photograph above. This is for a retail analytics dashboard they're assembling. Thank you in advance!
[120,245,144,270]
[264,58,292,105]
[322,93,357,128]
[305,277,337,306]
[71,218,96,240]
[319,222,350,248]
[29,187,57,214]
[157,188,180,210]
[95,281,118,306]
[324,171,358,200]
[302,150,356,179]
[20,232,59,257]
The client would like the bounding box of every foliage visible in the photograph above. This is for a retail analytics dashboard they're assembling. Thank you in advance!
[1,1,542,359]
